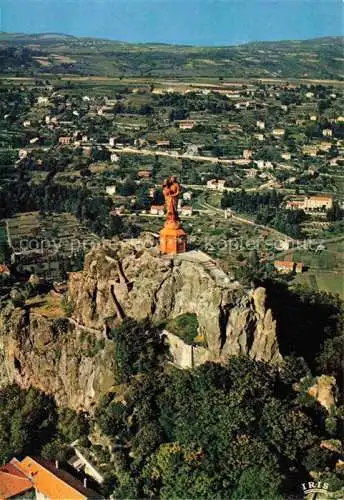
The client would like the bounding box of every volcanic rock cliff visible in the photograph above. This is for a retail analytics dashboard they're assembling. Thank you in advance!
[0,237,282,410]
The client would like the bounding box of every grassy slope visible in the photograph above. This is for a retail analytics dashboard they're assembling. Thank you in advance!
[0,33,343,80]
[292,241,344,298]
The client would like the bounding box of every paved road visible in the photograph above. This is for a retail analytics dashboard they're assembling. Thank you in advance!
[183,180,278,193]
[109,145,250,166]
[199,200,296,243]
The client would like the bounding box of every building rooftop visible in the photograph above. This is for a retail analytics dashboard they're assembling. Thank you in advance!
[14,457,99,500]
[0,265,10,274]
[308,195,333,201]
[274,260,295,268]
[0,460,33,500]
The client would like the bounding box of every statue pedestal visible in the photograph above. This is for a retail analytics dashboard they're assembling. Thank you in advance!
[160,220,187,255]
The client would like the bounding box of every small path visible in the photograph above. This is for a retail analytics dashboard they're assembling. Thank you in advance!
[173,250,239,288]
[68,317,105,337]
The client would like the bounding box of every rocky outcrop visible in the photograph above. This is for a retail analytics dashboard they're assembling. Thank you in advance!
[308,375,337,412]
[0,308,116,411]
[0,238,282,409]
[68,239,282,364]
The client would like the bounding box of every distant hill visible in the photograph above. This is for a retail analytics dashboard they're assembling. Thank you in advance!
[0,32,343,80]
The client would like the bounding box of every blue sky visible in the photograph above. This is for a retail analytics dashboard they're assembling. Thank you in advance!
[1,0,343,46]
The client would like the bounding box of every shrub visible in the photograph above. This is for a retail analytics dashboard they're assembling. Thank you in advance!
[165,313,199,345]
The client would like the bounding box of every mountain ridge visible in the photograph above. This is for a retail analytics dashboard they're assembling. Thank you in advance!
[0,32,343,79]
[0,31,343,47]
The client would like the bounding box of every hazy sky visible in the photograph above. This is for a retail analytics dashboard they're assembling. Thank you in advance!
[1,0,343,45]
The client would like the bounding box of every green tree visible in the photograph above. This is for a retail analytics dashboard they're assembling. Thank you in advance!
[0,385,57,464]
[110,319,166,382]
[57,408,89,443]
[260,399,316,461]
[232,466,283,500]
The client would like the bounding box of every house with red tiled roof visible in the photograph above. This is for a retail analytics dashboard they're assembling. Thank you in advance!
[1,457,99,500]
[286,196,333,213]
[0,459,33,499]
[137,170,152,178]
[274,261,304,274]
[0,265,10,276]
[156,140,170,147]
[179,120,194,130]
[285,200,305,210]
[274,260,295,273]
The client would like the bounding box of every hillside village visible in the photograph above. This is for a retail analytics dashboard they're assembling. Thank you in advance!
[1,74,343,297]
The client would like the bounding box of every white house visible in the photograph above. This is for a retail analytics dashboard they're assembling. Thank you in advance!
[180,206,193,217]
[235,101,250,110]
[245,169,258,178]
[272,128,285,138]
[281,152,291,161]
[322,129,333,138]
[150,205,165,216]
[110,153,119,163]
[149,188,156,198]
[106,185,117,196]
[183,191,192,201]
[37,96,49,105]
[207,179,226,191]
[243,149,253,160]
[18,149,28,160]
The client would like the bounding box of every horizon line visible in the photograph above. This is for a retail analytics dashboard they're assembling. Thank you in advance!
[1,30,344,49]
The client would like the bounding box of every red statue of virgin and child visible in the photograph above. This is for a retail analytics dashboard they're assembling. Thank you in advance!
[159,176,187,254]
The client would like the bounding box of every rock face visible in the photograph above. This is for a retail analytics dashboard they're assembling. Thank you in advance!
[68,239,282,365]
[308,375,337,412]
[0,310,116,411]
[0,238,282,410]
